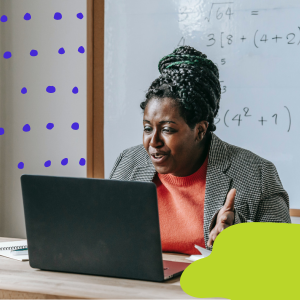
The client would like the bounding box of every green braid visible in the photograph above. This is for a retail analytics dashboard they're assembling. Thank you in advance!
[158,53,218,77]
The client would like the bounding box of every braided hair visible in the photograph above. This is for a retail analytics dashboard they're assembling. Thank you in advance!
[140,46,221,132]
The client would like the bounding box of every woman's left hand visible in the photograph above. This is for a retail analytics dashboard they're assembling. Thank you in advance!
[207,188,236,247]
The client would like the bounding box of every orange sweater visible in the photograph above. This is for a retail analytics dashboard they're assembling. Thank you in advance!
[153,156,208,255]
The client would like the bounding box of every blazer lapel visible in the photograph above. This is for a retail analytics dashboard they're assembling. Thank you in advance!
[129,163,156,182]
[126,134,232,249]
[203,134,233,247]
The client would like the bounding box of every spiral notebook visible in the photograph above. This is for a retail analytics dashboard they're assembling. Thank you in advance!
[0,240,28,261]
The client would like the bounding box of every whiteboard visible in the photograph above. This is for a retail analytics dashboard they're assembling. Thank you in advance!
[104,0,300,208]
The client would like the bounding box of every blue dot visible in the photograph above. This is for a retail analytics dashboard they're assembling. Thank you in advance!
[77,13,84,19]
[46,123,54,130]
[44,160,51,167]
[0,128,4,135]
[61,158,68,166]
[58,47,65,54]
[46,86,56,93]
[78,46,85,54]
[1,15,8,22]
[3,51,11,59]
[54,12,62,20]
[24,13,31,20]
[71,122,79,130]
[18,162,24,169]
[21,87,27,94]
[23,124,31,132]
[79,158,86,166]
[30,49,38,56]
[72,87,79,94]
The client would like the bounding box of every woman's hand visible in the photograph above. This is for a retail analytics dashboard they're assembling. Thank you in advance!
[207,188,236,247]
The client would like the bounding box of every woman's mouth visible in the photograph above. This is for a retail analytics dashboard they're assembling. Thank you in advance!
[150,153,168,164]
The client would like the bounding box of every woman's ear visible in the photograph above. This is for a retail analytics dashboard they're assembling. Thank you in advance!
[195,121,209,141]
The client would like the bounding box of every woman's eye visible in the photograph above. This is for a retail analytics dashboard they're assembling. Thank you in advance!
[162,127,175,133]
[144,126,152,133]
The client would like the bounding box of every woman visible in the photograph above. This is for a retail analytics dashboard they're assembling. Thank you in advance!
[109,46,291,254]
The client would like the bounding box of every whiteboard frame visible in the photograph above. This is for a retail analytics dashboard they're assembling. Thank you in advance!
[87,0,105,179]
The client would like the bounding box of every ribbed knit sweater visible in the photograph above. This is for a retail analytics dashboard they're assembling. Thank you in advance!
[153,155,208,255]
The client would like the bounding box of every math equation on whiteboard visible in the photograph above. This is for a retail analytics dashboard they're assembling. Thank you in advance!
[178,2,300,49]
[215,107,291,132]
[205,30,300,49]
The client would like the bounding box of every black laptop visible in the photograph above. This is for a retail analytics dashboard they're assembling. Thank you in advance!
[21,175,190,281]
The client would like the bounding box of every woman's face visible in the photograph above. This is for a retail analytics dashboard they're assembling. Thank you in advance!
[143,97,208,177]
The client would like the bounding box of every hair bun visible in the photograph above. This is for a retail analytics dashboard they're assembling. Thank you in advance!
[141,45,221,132]
[158,46,219,79]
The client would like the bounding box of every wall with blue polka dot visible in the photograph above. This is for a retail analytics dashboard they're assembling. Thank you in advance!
[0,0,87,238]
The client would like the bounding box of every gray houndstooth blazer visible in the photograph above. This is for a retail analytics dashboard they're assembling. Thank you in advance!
[109,133,291,249]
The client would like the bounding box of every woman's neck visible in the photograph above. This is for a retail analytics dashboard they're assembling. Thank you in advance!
[171,132,211,177]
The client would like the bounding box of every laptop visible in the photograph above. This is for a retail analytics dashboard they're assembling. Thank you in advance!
[21,175,190,282]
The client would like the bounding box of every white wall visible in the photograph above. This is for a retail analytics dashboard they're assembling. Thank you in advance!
[0,0,87,238]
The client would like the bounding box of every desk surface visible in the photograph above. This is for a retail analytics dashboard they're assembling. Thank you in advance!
[0,237,224,299]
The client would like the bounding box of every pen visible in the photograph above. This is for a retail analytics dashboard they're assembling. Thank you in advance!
[11,248,28,256]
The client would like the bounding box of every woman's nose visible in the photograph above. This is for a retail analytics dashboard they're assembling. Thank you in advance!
[149,130,163,148]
